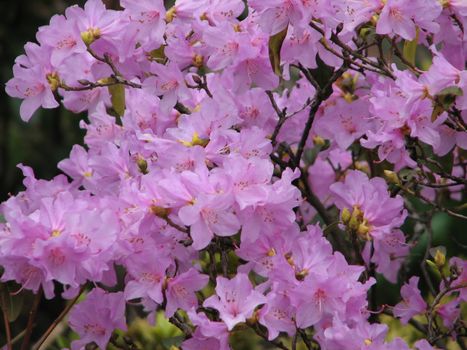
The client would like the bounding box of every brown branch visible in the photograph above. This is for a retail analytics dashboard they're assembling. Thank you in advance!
[250,324,290,350]
[421,221,437,296]
[267,91,287,147]
[294,62,349,165]
[2,306,12,350]
[33,287,85,350]
[20,288,42,350]
[427,283,467,342]
[309,21,395,79]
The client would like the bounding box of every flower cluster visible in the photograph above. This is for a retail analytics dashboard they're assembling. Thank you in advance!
[2,0,466,349]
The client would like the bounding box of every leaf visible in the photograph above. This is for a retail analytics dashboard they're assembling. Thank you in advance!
[268,27,288,76]
[437,86,464,97]
[108,83,126,117]
[0,283,25,322]
[435,152,454,174]
[433,86,464,121]
[402,27,419,66]
[148,45,166,63]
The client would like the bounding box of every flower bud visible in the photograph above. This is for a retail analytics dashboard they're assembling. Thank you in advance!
[165,7,176,23]
[357,222,370,240]
[192,75,203,85]
[313,135,326,147]
[150,205,170,218]
[295,268,309,281]
[348,214,360,231]
[429,246,446,268]
[384,170,401,185]
[81,28,101,46]
[285,252,294,266]
[180,132,209,147]
[136,157,148,175]
[433,249,446,268]
[341,207,351,224]
[193,54,204,68]
[47,72,61,91]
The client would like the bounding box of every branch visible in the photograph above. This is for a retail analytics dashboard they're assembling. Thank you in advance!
[2,306,12,350]
[427,283,467,342]
[309,21,395,79]
[20,288,43,350]
[294,62,349,166]
[33,286,85,350]
[267,91,288,147]
[250,324,290,350]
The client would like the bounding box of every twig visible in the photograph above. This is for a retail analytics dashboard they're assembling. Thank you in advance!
[421,221,437,296]
[294,62,349,166]
[309,21,395,79]
[422,158,467,185]
[2,306,12,350]
[20,288,43,350]
[165,216,190,234]
[399,186,467,221]
[33,286,85,350]
[250,324,290,350]
[267,91,288,147]
[1,327,29,349]
[174,102,192,115]
[169,312,193,338]
[298,329,314,350]
[391,38,423,74]
[427,283,467,342]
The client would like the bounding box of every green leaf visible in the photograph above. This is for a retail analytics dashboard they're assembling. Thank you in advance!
[435,152,454,174]
[437,86,464,97]
[402,28,419,66]
[108,83,126,117]
[433,86,464,120]
[0,283,25,322]
[148,45,166,62]
[268,27,288,76]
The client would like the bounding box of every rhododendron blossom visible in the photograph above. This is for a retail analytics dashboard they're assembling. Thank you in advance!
[1,0,466,349]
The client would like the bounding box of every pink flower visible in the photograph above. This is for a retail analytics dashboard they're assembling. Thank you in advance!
[5,63,59,122]
[393,277,427,324]
[143,62,190,114]
[436,299,460,328]
[121,0,166,50]
[258,293,296,340]
[249,0,307,35]
[203,22,257,71]
[69,288,126,350]
[183,310,230,350]
[165,268,209,317]
[124,251,172,304]
[330,170,406,239]
[223,155,273,210]
[36,14,87,67]
[376,0,441,40]
[178,193,240,250]
[314,97,372,150]
[66,0,124,45]
[292,273,345,328]
[203,273,266,330]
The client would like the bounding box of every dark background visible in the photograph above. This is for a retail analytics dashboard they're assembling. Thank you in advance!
[0,0,125,202]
